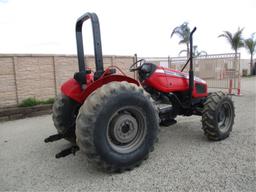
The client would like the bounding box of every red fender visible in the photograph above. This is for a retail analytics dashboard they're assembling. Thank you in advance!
[61,75,140,104]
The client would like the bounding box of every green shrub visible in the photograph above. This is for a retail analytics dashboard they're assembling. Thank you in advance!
[40,98,55,105]
[19,97,54,107]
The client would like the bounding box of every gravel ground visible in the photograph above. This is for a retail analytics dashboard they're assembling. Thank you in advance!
[0,77,255,191]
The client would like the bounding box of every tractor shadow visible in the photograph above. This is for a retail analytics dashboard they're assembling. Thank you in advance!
[159,116,208,143]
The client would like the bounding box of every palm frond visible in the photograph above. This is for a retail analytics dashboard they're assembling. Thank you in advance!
[198,51,208,56]
[179,38,189,45]
[244,36,256,55]
[218,28,244,53]
[171,22,190,45]
[171,26,181,38]
[178,49,188,56]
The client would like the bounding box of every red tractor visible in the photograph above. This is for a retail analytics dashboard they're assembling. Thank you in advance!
[45,12,235,172]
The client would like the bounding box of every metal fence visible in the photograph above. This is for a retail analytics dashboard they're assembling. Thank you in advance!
[140,53,241,95]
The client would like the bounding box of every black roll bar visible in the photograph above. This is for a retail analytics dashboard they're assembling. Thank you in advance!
[75,12,104,78]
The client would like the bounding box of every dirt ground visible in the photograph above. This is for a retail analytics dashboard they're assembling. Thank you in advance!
[0,77,255,191]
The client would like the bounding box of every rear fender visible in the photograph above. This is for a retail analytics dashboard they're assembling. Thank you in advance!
[61,75,140,104]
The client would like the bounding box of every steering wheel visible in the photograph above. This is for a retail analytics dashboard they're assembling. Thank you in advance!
[129,59,145,72]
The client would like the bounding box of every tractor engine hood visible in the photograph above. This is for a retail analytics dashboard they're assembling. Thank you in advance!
[139,64,208,97]
[156,68,207,84]
[138,63,206,84]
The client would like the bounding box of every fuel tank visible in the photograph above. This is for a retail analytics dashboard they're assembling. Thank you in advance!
[141,64,208,98]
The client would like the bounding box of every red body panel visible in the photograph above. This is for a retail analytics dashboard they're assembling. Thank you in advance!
[143,66,208,98]
[61,74,140,104]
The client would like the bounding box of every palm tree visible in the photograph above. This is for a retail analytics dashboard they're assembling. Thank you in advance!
[244,33,256,75]
[218,28,244,57]
[171,22,190,58]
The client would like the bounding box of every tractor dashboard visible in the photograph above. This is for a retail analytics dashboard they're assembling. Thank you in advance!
[138,63,157,81]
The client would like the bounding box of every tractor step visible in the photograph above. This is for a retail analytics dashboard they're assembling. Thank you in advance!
[55,146,79,158]
[157,104,172,114]
[44,134,64,143]
[160,119,177,127]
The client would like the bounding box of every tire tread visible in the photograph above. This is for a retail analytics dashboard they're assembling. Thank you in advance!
[76,81,159,172]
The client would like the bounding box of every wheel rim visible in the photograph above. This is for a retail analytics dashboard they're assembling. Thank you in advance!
[217,102,232,133]
[107,106,147,153]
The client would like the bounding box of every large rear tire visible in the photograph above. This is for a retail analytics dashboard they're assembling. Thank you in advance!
[202,91,235,141]
[52,94,80,143]
[75,81,159,172]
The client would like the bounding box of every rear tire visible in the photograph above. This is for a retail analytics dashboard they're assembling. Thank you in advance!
[76,81,159,172]
[52,94,80,143]
[202,91,235,141]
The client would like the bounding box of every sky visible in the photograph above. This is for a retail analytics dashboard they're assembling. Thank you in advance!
[0,0,255,59]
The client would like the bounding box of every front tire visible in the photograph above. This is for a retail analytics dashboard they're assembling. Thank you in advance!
[76,81,159,172]
[202,91,235,141]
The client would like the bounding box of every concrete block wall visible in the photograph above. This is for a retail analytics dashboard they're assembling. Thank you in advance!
[0,53,249,108]
[0,54,135,108]
[15,56,56,103]
[0,57,17,107]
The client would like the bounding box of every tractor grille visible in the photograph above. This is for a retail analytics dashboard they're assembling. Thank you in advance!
[196,83,206,94]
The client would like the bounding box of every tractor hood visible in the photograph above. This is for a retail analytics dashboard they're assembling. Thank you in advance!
[158,68,207,84]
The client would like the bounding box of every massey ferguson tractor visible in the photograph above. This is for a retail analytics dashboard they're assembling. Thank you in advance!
[45,12,235,172]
